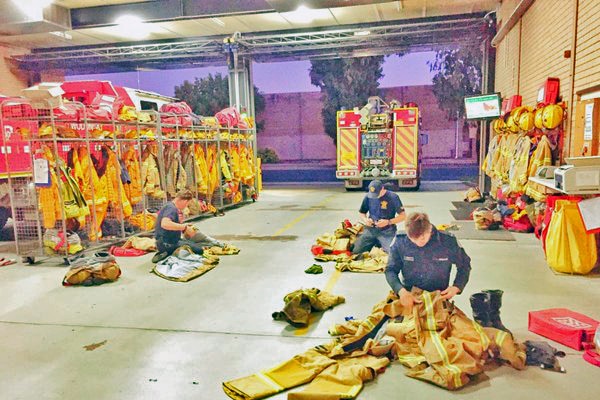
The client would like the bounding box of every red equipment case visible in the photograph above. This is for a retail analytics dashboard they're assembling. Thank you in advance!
[529,308,599,350]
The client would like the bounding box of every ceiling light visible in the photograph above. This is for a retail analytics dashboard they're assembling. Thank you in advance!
[50,31,72,40]
[113,15,154,39]
[12,0,53,20]
[211,17,225,27]
[354,30,371,36]
[284,5,324,24]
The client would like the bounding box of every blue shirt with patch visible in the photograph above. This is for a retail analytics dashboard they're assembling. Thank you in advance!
[385,227,471,293]
[359,190,404,230]
[155,202,182,246]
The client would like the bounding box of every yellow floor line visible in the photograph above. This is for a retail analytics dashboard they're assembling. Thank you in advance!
[273,194,337,236]
[270,193,341,337]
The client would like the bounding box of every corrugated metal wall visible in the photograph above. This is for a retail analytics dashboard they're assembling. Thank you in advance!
[573,0,600,94]
[519,0,574,105]
[495,23,521,97]
[494,0,600,157]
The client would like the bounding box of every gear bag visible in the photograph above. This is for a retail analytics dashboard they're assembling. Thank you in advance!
[63,253,121,286]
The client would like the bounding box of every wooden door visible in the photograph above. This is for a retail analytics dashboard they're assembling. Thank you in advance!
[572,98,600,157]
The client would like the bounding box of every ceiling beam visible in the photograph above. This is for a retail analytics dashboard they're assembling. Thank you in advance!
[70,0,274,28]
[14,12,489,73]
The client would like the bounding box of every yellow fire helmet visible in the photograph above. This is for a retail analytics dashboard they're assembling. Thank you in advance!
[542,104,564,129]
[534,107,544,129]
[492,118,506,134]
[506,114,520,133]
[510,106,528,124]
[518,110,535,132]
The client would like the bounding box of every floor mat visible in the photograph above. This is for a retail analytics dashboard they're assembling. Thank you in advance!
[451,201,483,210]
[450,208,473,221]
[450,221,515,241]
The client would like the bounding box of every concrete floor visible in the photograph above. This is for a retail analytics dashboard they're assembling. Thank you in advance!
[0,182,599,400]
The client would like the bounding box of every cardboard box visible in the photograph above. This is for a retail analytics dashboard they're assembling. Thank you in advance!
[21,82,65,108]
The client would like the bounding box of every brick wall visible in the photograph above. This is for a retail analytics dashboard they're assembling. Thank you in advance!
[257,85,471,162]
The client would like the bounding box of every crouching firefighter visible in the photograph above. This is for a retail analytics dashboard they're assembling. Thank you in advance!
[152,190,222,263]
[385,212,471,308]
[353,180,406,254]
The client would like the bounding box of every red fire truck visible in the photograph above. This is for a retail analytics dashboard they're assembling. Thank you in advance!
[336,97,423,190]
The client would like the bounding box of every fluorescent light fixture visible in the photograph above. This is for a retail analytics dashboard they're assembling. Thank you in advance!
[354,30,371,36]
[211,17,225,27]
[113,14,155,39]
[50,31,72,40]
[283,5,329,24]
[12,0,53,20]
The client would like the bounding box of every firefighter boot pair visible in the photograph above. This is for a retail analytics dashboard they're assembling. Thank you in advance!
[469,290,512,336]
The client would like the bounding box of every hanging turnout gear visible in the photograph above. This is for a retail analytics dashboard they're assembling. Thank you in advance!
[121,146,143,205]
[141,144,165,198]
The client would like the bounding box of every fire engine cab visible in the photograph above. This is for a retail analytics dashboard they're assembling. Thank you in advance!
[336,97,422,190]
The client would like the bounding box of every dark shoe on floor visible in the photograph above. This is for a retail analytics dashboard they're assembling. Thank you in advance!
[151,252,168,263]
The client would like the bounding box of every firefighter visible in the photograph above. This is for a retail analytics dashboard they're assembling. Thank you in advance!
[352,180,406,254]
[152,190,221,263]
[385,212,471,308]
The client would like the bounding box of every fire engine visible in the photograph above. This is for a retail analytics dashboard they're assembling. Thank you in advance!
[336,97,423,190]
[0,80,177,230]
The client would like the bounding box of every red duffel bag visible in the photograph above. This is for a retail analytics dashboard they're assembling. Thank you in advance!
[529,308,599,350]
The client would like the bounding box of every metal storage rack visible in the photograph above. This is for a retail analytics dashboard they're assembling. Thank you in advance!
[0,98,258,264]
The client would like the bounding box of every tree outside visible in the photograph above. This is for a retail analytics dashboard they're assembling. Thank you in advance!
[174,72,265,130]
[427,46,483,121]
[309,56,385,142]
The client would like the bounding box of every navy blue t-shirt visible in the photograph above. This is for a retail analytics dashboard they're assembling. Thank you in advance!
[359,190,404,230]
[155,202,182,245]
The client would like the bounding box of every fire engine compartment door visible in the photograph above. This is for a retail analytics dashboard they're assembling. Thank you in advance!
[337,127,360,170]
[393,108,418,170]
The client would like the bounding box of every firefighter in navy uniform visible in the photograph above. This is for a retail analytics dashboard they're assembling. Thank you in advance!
[385,212,471,308]
[352,180,406,254]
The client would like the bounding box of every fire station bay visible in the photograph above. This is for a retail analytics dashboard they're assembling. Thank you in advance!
[1,1,600,399]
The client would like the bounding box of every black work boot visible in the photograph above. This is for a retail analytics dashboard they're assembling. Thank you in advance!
[483,289,512,335]
[469,292,492,327]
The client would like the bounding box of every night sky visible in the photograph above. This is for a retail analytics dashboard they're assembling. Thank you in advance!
[68,52,436,96]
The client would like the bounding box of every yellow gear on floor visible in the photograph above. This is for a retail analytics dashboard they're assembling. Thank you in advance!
[123,236,156,251]
[225,290,526,399]
[336,247,388,273]
[203,244,240,256]
[122,146,143,205]
[272,288,346,326]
